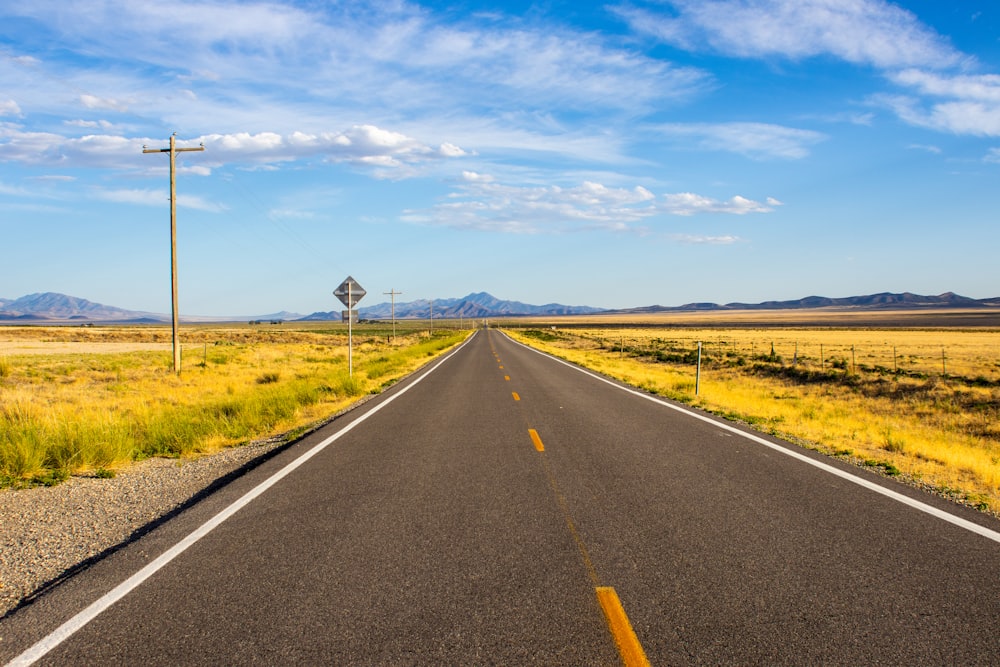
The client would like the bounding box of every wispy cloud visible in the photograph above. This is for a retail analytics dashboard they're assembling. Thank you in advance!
[613,0,964,69]
[7,0,708,129]
[92,187,227,212]
[906,143,941,154]
[880,69,1000,136]
[670,233,742,244]
[613,1,1000,139]
[65,119,115,130]
[656,122,826,159]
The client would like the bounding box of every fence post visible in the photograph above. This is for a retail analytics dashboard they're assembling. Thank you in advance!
[695,341,702,396]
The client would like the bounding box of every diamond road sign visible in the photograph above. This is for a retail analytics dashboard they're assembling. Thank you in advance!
[334,276,366,308]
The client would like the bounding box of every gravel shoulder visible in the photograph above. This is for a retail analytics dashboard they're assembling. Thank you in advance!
[0,438,291,618]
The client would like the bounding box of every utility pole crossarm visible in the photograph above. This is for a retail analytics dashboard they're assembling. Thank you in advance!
[142,147,205,154]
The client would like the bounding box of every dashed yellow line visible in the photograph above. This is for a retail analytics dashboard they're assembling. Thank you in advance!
[528,428,544,452]
[493,336,648,664]
[596,587,651,667]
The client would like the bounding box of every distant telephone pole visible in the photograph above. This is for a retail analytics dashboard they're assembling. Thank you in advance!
[383,288,402,341]
[143,133,204,374]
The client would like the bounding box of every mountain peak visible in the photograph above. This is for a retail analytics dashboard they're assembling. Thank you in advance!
[0,293,165,322]
[299,292,603,320]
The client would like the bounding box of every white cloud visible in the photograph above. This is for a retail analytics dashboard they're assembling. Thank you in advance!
[615,0,964,70]
[0,100,21,116]
[0,1,715,174]
[658,122,826,159]
[0,125,465,174]
[985,148,1000,164]
[670,234,742,244]
[439,143,467,157]
[406,175,777,232]
[197,125,466,172]
[461,171,495,183]
[407,177,661,233]
[0,128,146,169]
[80,94,128,112]
[660,192,778,216]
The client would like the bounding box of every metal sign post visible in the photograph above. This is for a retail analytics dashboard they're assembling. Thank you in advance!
[334,276,366,377]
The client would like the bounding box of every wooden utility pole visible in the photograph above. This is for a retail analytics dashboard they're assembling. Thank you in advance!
[143,134,204,374]
[383,288,402,341]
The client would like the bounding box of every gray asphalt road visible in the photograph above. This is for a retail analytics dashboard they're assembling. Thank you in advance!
[2,329,999,665]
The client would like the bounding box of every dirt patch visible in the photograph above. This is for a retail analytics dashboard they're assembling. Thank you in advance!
[0,342,172,356]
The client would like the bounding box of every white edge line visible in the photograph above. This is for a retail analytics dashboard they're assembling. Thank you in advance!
[7,332,477,667]
[502,332,1000,545]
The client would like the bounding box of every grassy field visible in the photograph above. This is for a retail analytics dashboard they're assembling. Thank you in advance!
[505,320,1000,515]
[0,323,468,488]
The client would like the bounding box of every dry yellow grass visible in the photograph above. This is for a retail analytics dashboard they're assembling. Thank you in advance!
[0,325,467,486]
[507,325,1000,514]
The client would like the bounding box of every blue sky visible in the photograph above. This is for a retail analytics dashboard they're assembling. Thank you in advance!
[2,0,999,315]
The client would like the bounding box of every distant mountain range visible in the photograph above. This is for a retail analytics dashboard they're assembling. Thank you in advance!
[0,293,301,323]
[611,291,1000,314]
[0,293,167,323]
[1,291,998,323]
[302,291,604,321]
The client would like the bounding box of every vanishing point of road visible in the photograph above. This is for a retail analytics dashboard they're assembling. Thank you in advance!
[3,329,999,665]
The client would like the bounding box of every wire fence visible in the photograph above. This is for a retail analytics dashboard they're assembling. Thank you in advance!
[590,332,1000,385]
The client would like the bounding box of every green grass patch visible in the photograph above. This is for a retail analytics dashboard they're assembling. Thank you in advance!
[0,328,467,487]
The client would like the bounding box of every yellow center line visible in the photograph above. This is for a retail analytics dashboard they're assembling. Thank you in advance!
[596,587,651,667]
[495,326,650,665]
[528,428,544,452]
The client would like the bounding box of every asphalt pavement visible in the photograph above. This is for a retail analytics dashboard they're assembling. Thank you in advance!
[2,328,999,665]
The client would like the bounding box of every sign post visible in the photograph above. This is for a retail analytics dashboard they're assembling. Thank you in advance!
[334,276,366,376]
